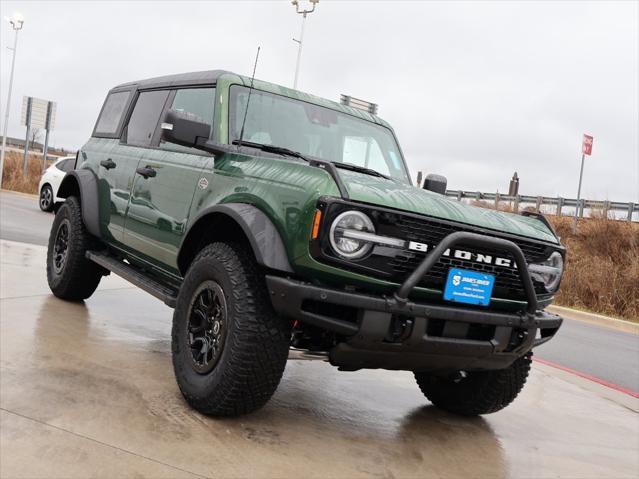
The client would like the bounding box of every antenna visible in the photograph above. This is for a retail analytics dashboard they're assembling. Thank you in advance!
[237,46,261,148]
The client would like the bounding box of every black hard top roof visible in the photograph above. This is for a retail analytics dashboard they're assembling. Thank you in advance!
[108,69,389,127]
[113,70,232,91]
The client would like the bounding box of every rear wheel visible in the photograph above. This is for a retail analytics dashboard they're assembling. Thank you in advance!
[39,184,54,212]
[171,242,291,416]
[414,353,532,416]
[46,196,104,300]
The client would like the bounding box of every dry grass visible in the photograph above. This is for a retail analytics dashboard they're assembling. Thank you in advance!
[549,216,638,321]
[1,150,46,195]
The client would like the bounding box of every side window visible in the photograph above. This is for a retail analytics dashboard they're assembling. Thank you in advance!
[125,90,170,147]
[170,87,215,137]
[94,91,130,137]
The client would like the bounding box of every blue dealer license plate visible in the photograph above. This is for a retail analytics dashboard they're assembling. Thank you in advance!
[443,268,495,306]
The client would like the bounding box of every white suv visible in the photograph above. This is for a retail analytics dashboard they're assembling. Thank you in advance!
[38,156,76,211]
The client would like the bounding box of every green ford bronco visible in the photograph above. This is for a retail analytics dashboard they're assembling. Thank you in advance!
[46,70,564,417]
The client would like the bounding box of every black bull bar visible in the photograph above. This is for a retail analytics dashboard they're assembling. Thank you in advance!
[266,231,562,370]
[394,231,538,315]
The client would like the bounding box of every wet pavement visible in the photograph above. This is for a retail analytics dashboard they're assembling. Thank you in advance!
[1,239,638,478]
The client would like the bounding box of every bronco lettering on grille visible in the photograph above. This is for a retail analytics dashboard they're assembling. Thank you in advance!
[407,241,515,268]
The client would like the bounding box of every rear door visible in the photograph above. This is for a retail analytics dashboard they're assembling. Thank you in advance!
[122,86,216,271]
[86,88,134,243]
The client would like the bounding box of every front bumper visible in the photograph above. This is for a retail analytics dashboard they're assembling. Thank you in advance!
[267,275,562,372]
[268,231,563,372]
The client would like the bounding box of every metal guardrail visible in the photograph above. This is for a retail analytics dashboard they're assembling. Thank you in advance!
[445,190,637,223]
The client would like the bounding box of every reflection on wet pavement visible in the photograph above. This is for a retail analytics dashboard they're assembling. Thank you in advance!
[1,240,638,478]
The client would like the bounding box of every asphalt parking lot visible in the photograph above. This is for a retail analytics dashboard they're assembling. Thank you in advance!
[1,193,638,478]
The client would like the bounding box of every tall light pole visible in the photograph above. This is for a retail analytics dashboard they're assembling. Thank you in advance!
[291,0,318,90]
[0,13,25,189]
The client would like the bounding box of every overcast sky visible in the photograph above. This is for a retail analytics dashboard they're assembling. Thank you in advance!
[1,0,637,201]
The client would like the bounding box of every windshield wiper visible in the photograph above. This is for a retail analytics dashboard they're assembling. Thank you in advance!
[332,162,391,180]
[233,139,390,189]
[232,140,309,162]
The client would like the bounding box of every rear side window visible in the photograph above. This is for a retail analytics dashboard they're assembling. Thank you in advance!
[63,158,75,172]
[55,158,74,172]
[94,91,130,137]
[125,90,170,147]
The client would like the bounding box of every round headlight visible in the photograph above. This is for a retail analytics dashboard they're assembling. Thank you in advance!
[329,211,375,259]
[529,251,564,292]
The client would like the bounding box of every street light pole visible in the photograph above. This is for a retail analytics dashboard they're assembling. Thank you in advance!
[0,13,25,189]
[291,0,318,90]
[293,13,306,90]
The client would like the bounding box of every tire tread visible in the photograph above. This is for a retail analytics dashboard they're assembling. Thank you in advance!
[414,353,532,416]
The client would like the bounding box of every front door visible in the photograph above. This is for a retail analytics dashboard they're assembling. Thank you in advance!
[122,86,216,272]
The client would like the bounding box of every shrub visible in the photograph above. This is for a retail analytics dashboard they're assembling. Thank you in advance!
[550,216,638,321]
[469,200,638,320]
[1,151,46,195]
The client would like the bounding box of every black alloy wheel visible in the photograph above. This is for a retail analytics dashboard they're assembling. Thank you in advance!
[187,280,228,374]
[52,219,70,274]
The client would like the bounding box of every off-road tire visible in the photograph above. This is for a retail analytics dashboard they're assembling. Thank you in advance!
[172,242,291,417]
[415,353,532,416]
[39,184,54,212]
[46,196,103,300]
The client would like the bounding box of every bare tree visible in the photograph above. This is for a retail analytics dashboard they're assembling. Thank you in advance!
[29,128,42,151]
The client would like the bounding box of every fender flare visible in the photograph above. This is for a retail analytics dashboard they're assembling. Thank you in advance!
[56,170,101,238]
[179,203,294,274]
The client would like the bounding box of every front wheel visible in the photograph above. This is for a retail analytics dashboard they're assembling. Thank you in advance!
[171,242,291,417]
[415,353,532,416]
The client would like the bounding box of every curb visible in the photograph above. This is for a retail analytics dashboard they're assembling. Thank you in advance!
[0,189,38,199]
[547,305,638,335]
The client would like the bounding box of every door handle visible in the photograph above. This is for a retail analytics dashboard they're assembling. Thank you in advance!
[100,158,116,170]
[136,166,157,179]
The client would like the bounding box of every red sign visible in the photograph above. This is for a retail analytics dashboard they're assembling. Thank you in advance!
[582,134,594,156]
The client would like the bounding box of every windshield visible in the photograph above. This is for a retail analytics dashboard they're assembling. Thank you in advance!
[229,85,410,183]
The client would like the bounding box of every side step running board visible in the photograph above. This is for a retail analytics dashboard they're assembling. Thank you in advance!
[86,251,178,308]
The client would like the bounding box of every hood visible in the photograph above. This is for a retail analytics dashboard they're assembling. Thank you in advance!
[338,169,558,244]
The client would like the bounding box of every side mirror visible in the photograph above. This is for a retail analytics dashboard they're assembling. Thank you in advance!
[161,109,211,148]
[423,173,447,195]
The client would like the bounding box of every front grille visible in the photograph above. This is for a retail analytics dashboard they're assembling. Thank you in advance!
[385,215,552,300]
[312,200,559,304]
